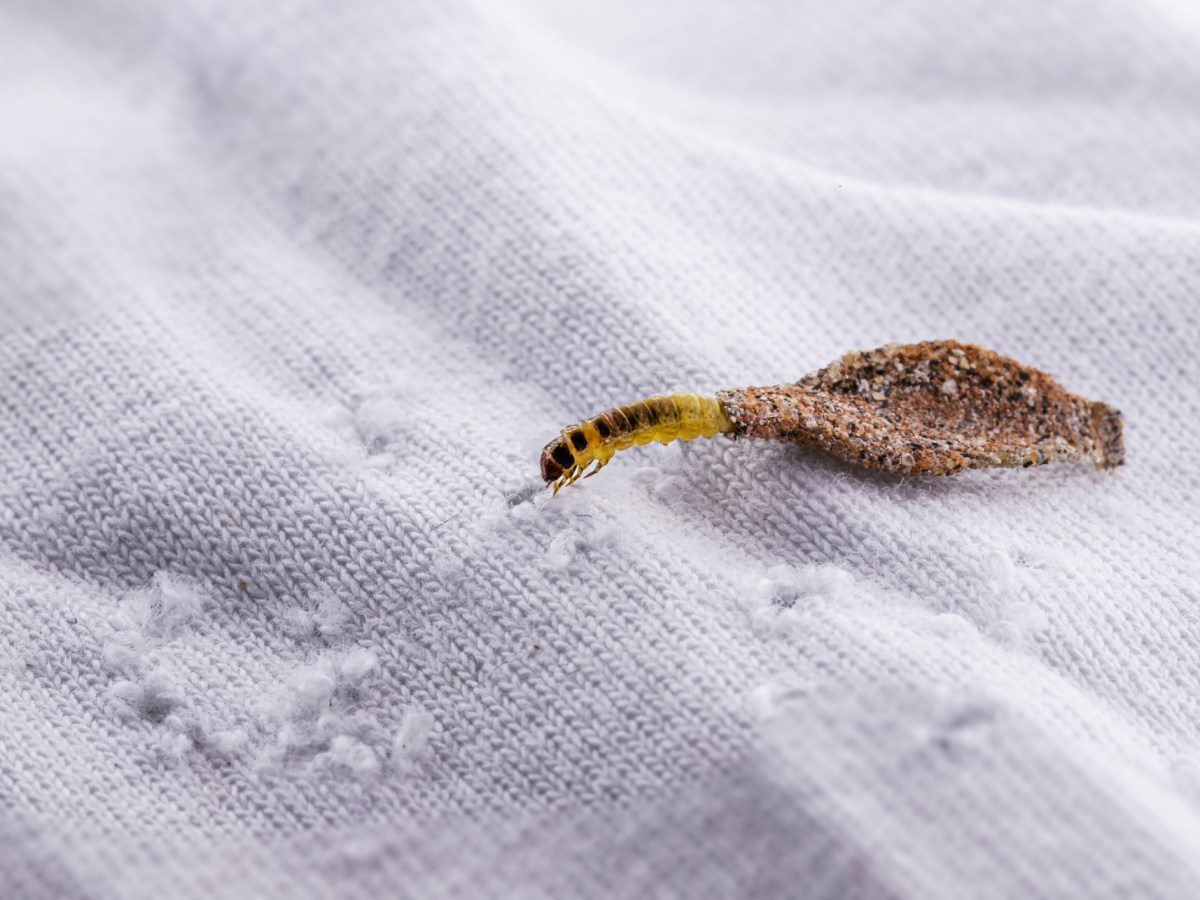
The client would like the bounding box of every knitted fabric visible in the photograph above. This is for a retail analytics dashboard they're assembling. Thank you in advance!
[3,1,1200,897]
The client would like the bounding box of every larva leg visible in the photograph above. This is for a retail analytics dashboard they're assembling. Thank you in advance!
[551,466,576,495]
[582,458,608,479]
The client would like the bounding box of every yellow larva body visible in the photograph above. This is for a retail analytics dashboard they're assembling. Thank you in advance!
[540,392,735,493]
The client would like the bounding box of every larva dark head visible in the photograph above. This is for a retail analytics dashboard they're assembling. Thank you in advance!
[540,439,573,484]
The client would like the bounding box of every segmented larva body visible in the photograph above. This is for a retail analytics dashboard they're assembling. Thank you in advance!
[540,392,735,493]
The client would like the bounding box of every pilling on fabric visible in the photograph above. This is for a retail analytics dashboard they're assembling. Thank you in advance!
[3,1,1200,898]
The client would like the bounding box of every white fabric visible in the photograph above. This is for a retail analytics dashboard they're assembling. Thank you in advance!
[3,1,1200,897]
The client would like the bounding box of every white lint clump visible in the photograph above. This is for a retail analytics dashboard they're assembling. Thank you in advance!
[988,601,1052,648]
[279,591,351,642]
[982,547,1017,593]
[747,680,814,720]
[977,548,1051,648]
[106,679,147,723]
[512,495,619,572]
[100,573,248,765]
[392,705,435,774]
[103,574,205,726]
[210,728,250,757]
[351,385,413,457]
[315,735,382,780]
[745,565,855,637]
[319,379,416,472]
[339,646,380,682]
[545,530,580,570]
[256,647,407,781]
[292,657,339,710]
[113,571,207,642]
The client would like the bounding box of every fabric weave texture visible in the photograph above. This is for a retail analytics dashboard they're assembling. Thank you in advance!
[3,1,1200,897]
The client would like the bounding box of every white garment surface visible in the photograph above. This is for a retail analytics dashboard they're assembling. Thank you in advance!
[3,1,1200,897]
